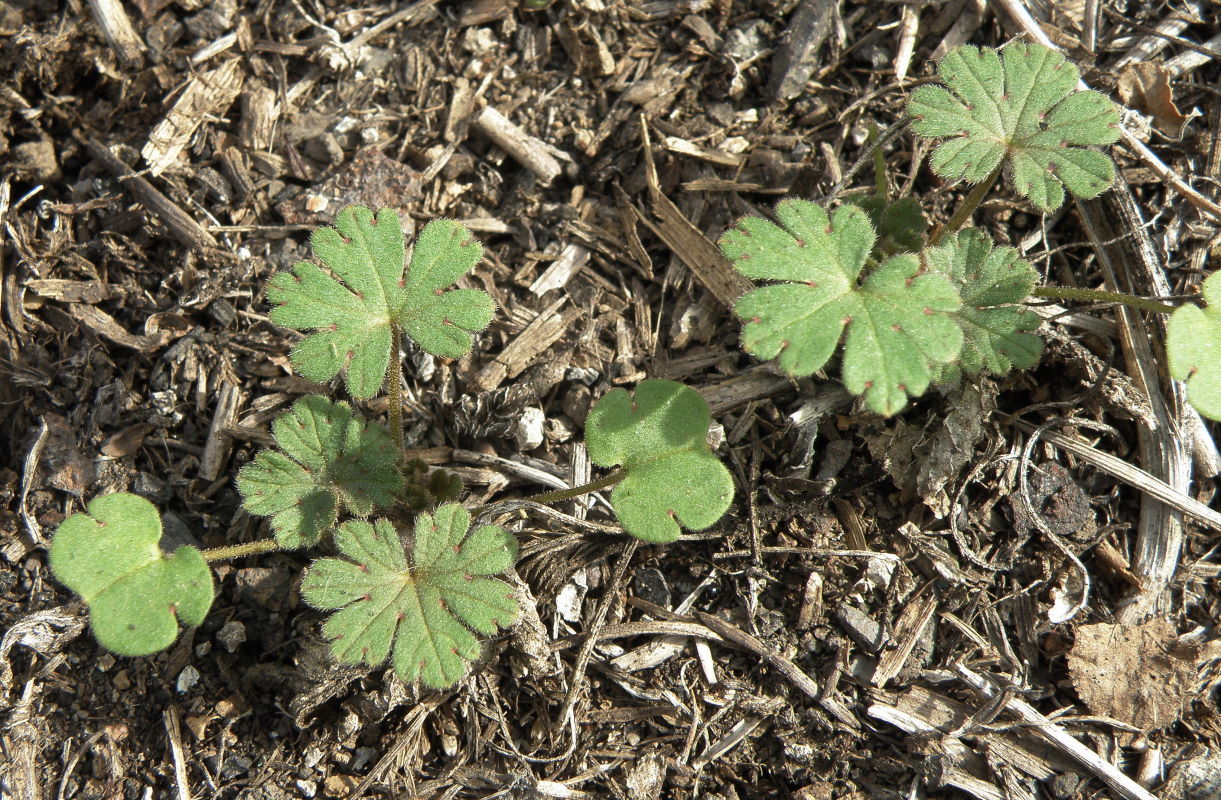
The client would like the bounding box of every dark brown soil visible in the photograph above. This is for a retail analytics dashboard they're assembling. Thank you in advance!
[2,0,1220,798]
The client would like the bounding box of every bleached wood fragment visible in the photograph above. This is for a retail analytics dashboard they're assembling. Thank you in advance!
[955,665,1159,800]
[200,383,243,481]
[475,297,576,391]
[529,242,590,296]
[142,59,244,176]
[87,0,145,67]
[471,106,562,185]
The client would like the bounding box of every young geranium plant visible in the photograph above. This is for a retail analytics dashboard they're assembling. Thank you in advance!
[48,205,734,688]
[722,40,1221,423]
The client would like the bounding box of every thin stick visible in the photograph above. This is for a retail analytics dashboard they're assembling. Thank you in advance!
[201,538,281,562]
[387,322,405,454]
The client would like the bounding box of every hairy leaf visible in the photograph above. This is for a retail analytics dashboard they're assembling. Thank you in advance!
[237,395,402,548]
[908,42,1121,211]
[585,380,733,543]
[267,206,494,399]
[850,195,929,252]
[300,504,519,688]
[1167,271,1221,421]
[923,228,1043,382]
[49,493,213,656]
[721,200,963,415]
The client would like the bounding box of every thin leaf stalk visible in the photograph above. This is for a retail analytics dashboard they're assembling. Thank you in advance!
[388,322,405,454]
[930,165,1002,246]
[526,469,627,505]
[1032,286,1177,315]
[202,538,282,562]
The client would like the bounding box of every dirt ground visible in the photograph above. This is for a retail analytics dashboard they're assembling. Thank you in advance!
[2,0,1221,797]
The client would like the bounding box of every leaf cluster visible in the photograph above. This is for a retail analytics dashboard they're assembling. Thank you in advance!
[721,199,1040,415]
[49,206,737,688]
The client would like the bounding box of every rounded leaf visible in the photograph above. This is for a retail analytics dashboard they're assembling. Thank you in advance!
[49,493,213,657]
[585,380,733,543]
[1167,271,1221,421]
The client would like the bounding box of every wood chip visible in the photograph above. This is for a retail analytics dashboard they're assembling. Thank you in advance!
[142,59,243,176]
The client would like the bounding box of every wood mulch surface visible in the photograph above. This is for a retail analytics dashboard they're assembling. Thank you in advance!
[1,0,1220,798]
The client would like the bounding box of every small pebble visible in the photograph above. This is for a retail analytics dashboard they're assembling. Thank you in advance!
[217,620,247,653]
[176,665,200,693]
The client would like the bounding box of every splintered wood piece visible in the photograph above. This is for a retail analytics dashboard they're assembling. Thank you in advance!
[698,368,795,416]
[238,84,281,151]
[638,119,752,309]
[870,583,937,687]
[142,59,243,176]
[87,0,145,67]
[955,665,1160,800]
[475,297,577,391]
[200,383,244,481]
[471,105,563,185]
[85,139,219,250]
[867,695,1003,800]
[529,242,590,296]
[67,303,182,351]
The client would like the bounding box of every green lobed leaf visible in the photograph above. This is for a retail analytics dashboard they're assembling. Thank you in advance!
[922,228,1043,383]
[720,199,964,415]
[267,207,495,399]
[237,395,402,548]
[907,42,1121,212]
[584,379,733,543]
[1167,271,1221,421]
[49,493,213,657]
[849,195,929,253]
[300,504,519,689]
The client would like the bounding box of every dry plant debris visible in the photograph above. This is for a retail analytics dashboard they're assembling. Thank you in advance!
[1,0,1220,798]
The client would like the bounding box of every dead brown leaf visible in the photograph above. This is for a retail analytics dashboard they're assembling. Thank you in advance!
[1117,62,1188,139]
[1067,618,1194,734]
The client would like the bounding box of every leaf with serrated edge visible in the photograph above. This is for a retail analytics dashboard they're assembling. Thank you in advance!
[267,207,495,399]
[1167,271,1221,421]
[850,195,929,252]
[923,228,1043,380]
[907,42,1120,211]
[237,395,401,548]
[300,504,519,688]
[585,380,733,543]
[49,493,213,656]
[721,200,963,415]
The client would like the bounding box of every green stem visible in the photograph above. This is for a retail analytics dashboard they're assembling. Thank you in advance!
[929,165,1002,246]
[868,123,887,200]
[1032,286,1178,315]
[526,469,627,505]
[201,537,282,562]
[388,321,405,454]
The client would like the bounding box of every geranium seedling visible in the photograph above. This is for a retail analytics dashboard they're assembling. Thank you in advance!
[922,228,1043,383]
[720,201,963,416]
[49,493,213,656]
[907,41,1121,212]
[584,380,733,543]
[300,504,519,688]
[237,395,402,548]
[267,206,495,399]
